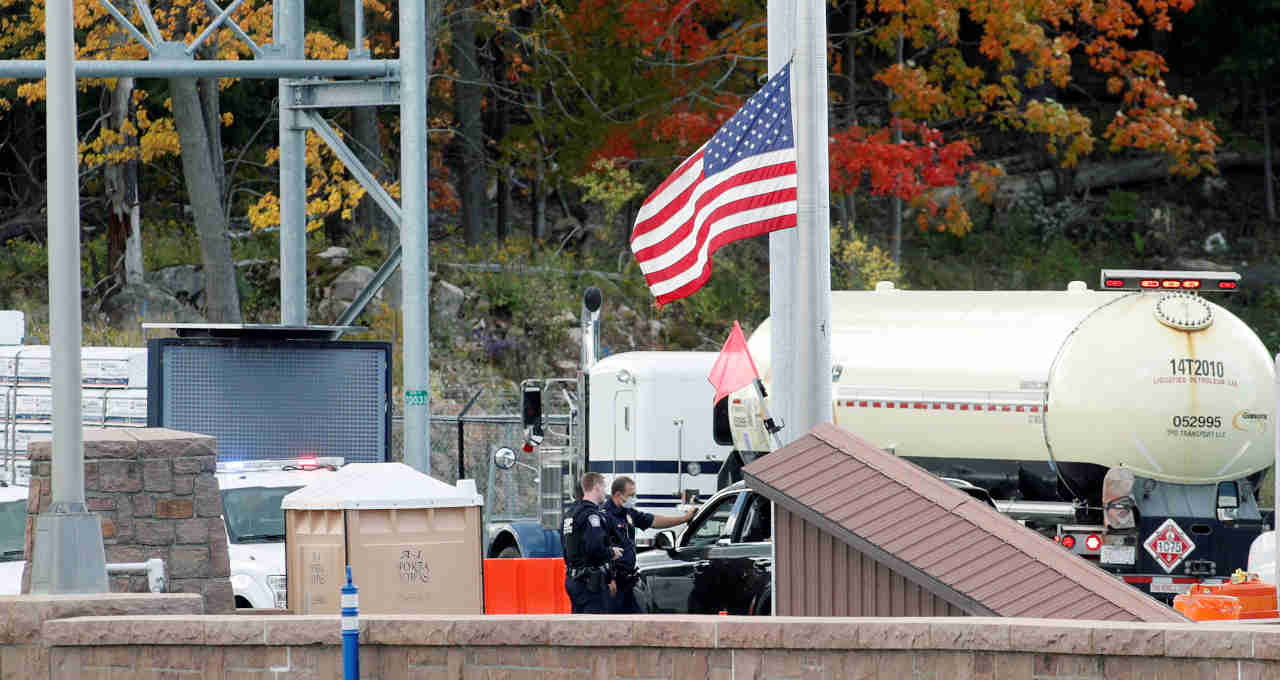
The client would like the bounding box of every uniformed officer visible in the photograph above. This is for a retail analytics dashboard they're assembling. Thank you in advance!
[603,475,696,613]
[561,472,622,613]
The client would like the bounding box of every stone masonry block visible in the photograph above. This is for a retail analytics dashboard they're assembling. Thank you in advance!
[175,519,209,544]
[169,545,211,579]
[86,496,116,511]
[115,495,134,519]
[155,498,194,519]
[133,493,156,517]
[143,460,173,492]
[173,457,212,475]
[105,544,145,564]
[135,519,175,546]
[172,475,194,496]
[195,476,223,517]
[113,517,136,543]
[209,536,231,578]
[26,478,42,514]
[132,429,215,460]
[83,461,100,492]
[26,440,50,461]
[98,461,143,493]
[81,428,141,459]
[203,579,235,614]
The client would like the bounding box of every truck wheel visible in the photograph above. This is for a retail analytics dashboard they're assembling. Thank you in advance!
[497,546,521,558]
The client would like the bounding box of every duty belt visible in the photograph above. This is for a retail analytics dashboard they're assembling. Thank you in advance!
[567,566,608,579]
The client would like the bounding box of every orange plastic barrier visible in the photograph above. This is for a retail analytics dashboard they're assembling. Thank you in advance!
[483,558,572,614]
[1173,586,1243,622]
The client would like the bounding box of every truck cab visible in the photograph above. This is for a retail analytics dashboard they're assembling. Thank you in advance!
[483,288,733,559]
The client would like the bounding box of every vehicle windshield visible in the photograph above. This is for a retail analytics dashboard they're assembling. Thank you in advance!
[221,486,301,544]
[0,499,26,561]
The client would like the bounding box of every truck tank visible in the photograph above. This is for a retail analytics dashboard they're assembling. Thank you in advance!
[734,281,1274,504]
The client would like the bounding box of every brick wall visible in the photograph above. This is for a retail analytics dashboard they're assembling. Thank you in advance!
[0,593,201,678]
[23,428,234,613]
[34,615,1280,679]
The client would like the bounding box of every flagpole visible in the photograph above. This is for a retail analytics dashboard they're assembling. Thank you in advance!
[767,0,798,450]
[792,0,833,434]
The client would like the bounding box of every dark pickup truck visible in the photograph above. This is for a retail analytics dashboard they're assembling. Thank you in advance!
[632,482,773,615]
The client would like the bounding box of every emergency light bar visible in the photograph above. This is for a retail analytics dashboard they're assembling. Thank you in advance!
[216,457,344,474]
[1100,269,1240,292]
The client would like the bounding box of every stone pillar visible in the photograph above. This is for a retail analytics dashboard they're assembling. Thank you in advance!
[23,428,234,613]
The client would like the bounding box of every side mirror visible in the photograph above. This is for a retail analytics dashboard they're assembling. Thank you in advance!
[494,447,517,470]
[521,382,543,434]
[654,530,677,550]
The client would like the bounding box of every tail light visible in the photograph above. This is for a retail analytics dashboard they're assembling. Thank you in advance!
[1101,269,1240,293]
[1061,535,1076,549]
[1085,535,1102,552]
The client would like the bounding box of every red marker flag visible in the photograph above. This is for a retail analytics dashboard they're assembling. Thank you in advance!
[708,321,761,404]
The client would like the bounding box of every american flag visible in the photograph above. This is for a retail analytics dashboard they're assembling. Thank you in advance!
[630,63,798,306]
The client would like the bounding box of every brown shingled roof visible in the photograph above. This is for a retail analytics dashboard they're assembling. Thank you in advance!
[743,423,1186,623]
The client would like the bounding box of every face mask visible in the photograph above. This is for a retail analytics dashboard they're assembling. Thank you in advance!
[623,496,637,509]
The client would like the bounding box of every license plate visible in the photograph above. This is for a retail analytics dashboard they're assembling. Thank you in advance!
[1100,545,1135,565]
[1150,582,1191,594]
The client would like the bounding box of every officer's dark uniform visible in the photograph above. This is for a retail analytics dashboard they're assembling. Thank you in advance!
[602,498,654,614]
[561,498,614,613]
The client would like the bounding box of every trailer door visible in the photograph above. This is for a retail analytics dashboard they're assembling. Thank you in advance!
[614,390,636,474]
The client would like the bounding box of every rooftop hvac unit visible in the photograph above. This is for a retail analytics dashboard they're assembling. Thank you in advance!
[145,325,391,464]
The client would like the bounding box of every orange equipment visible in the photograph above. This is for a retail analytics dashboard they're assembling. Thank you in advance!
[483,558,572,614]
[1174,586,1244,621]
[1173,570,1279,621]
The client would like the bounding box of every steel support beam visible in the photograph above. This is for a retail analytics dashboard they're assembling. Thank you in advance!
[0,59,395,79]
[276,0,308,326]
[303,111,402,222]
[287,79,400,109]
[303,112,406,337]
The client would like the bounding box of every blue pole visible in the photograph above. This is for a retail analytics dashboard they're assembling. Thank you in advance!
[341,566,359,680]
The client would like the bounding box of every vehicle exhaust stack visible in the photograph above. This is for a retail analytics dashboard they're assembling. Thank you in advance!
[580,287,603,371]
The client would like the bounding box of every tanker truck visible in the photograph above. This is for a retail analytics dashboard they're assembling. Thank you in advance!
[721,270,1274,600]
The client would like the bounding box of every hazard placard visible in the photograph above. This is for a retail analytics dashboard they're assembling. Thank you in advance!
[1143,518,1196,573]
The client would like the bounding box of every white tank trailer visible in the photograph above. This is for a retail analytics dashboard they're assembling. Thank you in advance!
[723,270,1274,599]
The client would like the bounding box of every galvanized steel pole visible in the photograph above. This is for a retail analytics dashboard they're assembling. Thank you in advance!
[792,0,833,434]
[767,0,796,448]
[765,0,795,620]
[277,0,308,325]
[399,0,431,474]
[46,0,84,514]
[33,0,108,594]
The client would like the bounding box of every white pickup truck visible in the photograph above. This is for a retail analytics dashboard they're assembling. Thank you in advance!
[0,481,28,594]
[216,458,339,609]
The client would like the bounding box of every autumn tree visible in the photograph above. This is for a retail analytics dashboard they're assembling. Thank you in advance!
[0,0,276,321]
[861,0,1217,198]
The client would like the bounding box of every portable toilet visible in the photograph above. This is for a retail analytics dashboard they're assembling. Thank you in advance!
[281,463,484,615]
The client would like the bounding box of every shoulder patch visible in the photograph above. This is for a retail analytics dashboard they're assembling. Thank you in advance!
[588,514,602,528]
